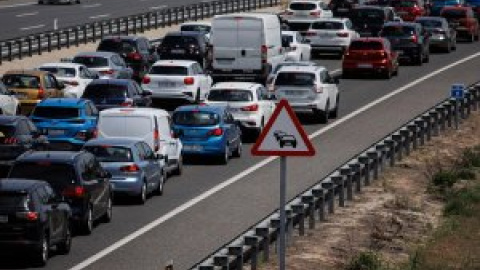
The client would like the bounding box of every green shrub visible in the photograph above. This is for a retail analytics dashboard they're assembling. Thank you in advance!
[455,168,476,180]
[346,251,383,270]
[432,170,458,188]
[444,186,480,217]
[458,148,480,168]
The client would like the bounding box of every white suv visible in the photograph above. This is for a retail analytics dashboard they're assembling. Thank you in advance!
[141,60,212,103]
[306,18,360,56]
[271,66,340,123]
[283,1,333,35]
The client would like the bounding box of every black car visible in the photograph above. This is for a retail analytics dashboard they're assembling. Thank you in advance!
[157,31,209,67]
[81,79,152,111]
[350,6,395,37]
[97,36,158,81]
[0,179,72,266]
[329,0,360,17]
[0,116,48,172]
[8,151,113,235]
[380,22,430,65]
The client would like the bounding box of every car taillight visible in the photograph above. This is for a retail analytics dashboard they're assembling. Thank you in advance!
[314,85,323,93]
[63,186,86,198]
[121,98,134,107]
[380,51,388,58]
[337,32,349,37]
[184,77,195,85]
[286,11,294,15]
[208,127,223,136]
[16,211,39,221]
[37,88,45,99]
[100,70,114,75]
[154,129,160,152]
[241,104,259,112]
[433,29,446,35]
[410,35,418,43]
[261,45,268,64]
[310,11,321,16]
[3,137,18,144]
[92,128,98,138]
[142,76,151,84]
[120,164,140,172]
[127,52,142,61]
[74,131,89,140]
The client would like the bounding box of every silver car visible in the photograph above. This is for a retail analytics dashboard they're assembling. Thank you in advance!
[415,17,457,53]
[72,51,133,80]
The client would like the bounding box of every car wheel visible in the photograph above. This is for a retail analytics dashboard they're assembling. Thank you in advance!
[15,106,21,115]
[445,42,451,53]
[76,0,80,3]
[342,70,351,79]
[195,89,201,103]
[38,0,44,4]
[154,170,166,196]
[57,222,72,255]
[329,95,339,119]
[80,205,93,235]
[33,232,49,266]
[101,196,113,223]
[233,140,242,158]
[172,156,183,176]
[475,32,479,41]
[219,145,229,165]
[414,55,423,66]
[452,40,457,50]
[423,51,429,63]
[315,102,329,124]
[382,69,392,79]
[137,182,147,205]
[470,33,475,43]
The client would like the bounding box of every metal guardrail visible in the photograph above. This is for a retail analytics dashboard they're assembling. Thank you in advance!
[189,82,480,270]
[0,0,280,65]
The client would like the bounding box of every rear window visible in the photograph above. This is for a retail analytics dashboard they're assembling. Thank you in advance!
[288,22,313,32]
[349,40,384,50]
[32,107,80,119]
[289,2,317,10]
[2,74,41,89]
[73,56,109,68]
[0,125,16,138]
[207,90,253,102]
[83,146,133,162]
[391,0,417,7]
[441,9,467,19]
[162,36,198,47]
[173,111,220,126]
[98,39,136,54]
[0,193,28,209]
[180,25,211,32]
[39,67,76,78]
[381,25,416,36]
[149,66,188,75]
[282,35,294,47]
[351,9,385,22]
[275,72,316,86]
[9,162,78,189]
[311,21,344,30]
[83,84,127,98]
[416,19,443,28]
[99,116,152,138]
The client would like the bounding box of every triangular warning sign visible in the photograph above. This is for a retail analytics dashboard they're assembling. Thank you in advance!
[251,99,315,157]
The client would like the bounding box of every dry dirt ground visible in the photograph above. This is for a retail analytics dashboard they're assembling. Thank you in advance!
[260,111,480,270]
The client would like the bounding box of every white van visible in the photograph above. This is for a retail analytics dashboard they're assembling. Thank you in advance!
[97,108,183,175]
[210,13,286,83]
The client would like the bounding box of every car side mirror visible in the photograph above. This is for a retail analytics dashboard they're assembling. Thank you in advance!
[58,82,66,90]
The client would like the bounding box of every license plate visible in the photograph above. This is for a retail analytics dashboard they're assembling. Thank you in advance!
[337,8,349,11]
[48,129,65,136]
[357,63,373,68]
[158,82,176,88]
[0,215,8,223]
[183,145,203,151]
[15,93,27,99]
[284,90,302,95]
[171,49,185,54]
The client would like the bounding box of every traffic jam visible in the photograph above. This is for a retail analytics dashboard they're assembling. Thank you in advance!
[0,0,479,266]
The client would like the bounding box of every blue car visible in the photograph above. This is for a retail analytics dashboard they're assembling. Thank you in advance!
[172,105,242,164]
[83,138,166,204]
[30,98,98,150]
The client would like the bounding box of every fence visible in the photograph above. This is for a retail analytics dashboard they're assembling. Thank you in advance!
[0,0,280,65]
[189,81,480,269]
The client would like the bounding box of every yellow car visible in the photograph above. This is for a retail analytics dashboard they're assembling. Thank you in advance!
[2,70,65,115]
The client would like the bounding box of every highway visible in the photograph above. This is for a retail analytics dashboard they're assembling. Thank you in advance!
[0,38,479,269]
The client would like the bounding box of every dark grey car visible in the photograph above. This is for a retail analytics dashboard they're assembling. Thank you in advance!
[73,51,133,80]
[415,16,457,53]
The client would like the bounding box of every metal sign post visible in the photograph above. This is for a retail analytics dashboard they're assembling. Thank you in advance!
[451,84,465,130]
[279,156,287,270]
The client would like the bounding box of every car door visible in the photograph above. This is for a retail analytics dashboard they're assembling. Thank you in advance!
[193,63,209,99]
[139,142,160,190]
[158,115,180,167]
[43,185,65,243]
[79,155,105,219]
[223,110,239,150]
[321,70,338,108]
[257,86,275,123]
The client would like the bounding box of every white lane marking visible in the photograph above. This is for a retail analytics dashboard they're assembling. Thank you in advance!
[16,11,38,17]
[0,1,35,9]
[150,5,167,10]
[83,3,101,8]
[89,14,110,19]
[68,53,480,270]
[54,18,58,31]
[20,24,45,31]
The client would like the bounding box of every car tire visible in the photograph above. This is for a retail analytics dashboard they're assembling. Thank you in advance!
[76,0,80,3]
[382,69,392,79]
[445,42,451,53]
[38,0,44,4]
[315,102,329,124]
[470,33,475,43]
[232,140,242,158]
[342,71,351,79]
[80,205,93,235]
[137,182,147,205]
[219,145,229,165]
[452,41,457,51]
[32,232,49,266]
[414,55,423,66]
[101,196,113,223]
[423,51,429,63]
[154,170,166,196]
[15,106,21,116]
[329,95,339,119]
[195,89,201,103]
[171,156,183,176]
[57,222,72,255]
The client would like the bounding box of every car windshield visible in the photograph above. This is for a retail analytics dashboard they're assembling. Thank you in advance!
[351,9,385,23]
[181,25,211,32]
[273,63,311,74]
[73,56,109,68]
[0,125,16,139]
[381,25,416,36]
[39,67,76,77]
[289,2,317,10]
[208,90,253,102]
[149,66,188,75]
[391,0,417,7]
[83,84,127,98]
[442,9,467,19]
[311,21,344,30]
[416,19,443,28]
[349,40,384,50]
[162,36,198,47]
[98,39,136,54]
[0,193,28,209]
[83,146,133,162]
[32,107,80,119]
[275,72,315,86]
[173,111,220,126]
[9,162,78,189]
[2,74,41,89]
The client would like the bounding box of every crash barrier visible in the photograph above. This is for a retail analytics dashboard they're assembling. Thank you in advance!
[189,81,480,270]
[0,0,279,65]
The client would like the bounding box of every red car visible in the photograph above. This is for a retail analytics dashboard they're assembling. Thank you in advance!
[441,6,479,42]
[342,38,399,79]
[391,0,428,21]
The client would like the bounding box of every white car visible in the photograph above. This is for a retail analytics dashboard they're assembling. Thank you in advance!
[38,63,97,98]
[266,60,317,85]
[180,22,212,40]
[270,65,339,123]
[205,82,275,135]
[142,60,212,103]
[306,18,360,56]
[0,82,20,116]
[283,0,333,35]
[282,31,312,61]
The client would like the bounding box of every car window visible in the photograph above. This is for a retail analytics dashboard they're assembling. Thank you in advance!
[173,111,220,126]
[289,2,317,10]
[0,82,8,95]
[111,55,122,66]
[81,156,102,181]
[193,63,203,74]
[349,40,384,50]
[135,143,147,160]
[416,19,443,28]
[381,25,416,36]
[73,56,109,68]
[89,103,98,115]
[40,66,76,78]
[9,162,78,188]
[32,107,80,119]
[26,120,37,132]
[149,65,188,75]
[16,120,30,135]
[311,21,344,30]
[275,72,316,86]
[43,75,53,88]
[140,142,155,159]
[85,103,93,116]
[346,20,353,29]
[83,83,128,98]
[79,67,89,79]
[83,145,133,162]
[207,89,253,102]
[138,39,149,52]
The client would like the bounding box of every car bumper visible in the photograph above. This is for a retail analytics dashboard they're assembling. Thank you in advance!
[343,61,391,74]
[181,139,226,156]
[110,177,143,196]
[233,114,262,130]
[47,138,85,150]
[430,38,450,47]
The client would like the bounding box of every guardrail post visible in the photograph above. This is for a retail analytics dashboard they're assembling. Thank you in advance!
[154,12,159,29]
[47,34,52,52]
[108,20,113,34]
[400,129,411,156]
[392,133,403,161]
[65,30,70,48]
[414,119,425,145]
[436,106,446,132]
[460,98,466,119]
[301,194,315,229]
[116,18,121,34]
[36,35,41,55]
[349,162,362,193]
[254,228,269,262]
[471,87,479,111]
[132,17,137,35]
[140,15,145,33]
[270,218,280,252]
[27,37,32,57]
[429,111,439,136]
[367,150,379,180]
[247,0,251,11]
[292,204,305,236]
[92,23,97,42]
[125,17,129,35]
[17,40,22,60]
[7,42,12,61]
[422,114,432,141]
[407,124,418,150]
[74,27,79,47]
[375,144,386,172]
[340,167,353,201]
[0,43,2,64]
[259,0,262,9]
[331,175,345,207]
[311,187,325,221]
[465,92,472,115]
[245,236,259,270]
[194,4,198,21]
[83,25,88,43]
[213,255,229,269]
[384,139,395,167]
[200,3,204,19]
[228,246,243,270]
[321,180,335,214]
[285,208,293,242]
[358,156,371,185]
